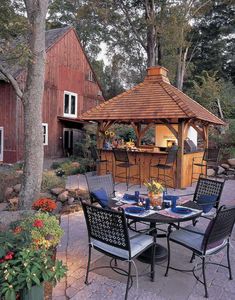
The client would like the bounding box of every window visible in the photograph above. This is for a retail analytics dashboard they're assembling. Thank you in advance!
[42,123,48,146]
[64,91,78,118]
[88,70,95,82]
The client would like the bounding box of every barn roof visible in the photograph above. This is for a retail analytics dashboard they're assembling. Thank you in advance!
[81,66,225,125]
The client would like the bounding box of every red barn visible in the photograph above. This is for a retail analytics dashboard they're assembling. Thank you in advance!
[0,27,104,163]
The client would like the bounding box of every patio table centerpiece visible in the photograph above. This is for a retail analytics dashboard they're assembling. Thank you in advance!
[144,179,164,207]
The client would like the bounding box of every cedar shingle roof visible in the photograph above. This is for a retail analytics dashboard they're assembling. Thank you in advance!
[81,66,225,125]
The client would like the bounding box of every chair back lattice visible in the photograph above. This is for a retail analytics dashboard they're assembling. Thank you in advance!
[193,177,225,209]
[166,149,178,165]
[113,149,129,163]
[82,201,130,251]
[202,206,235,251]
[85,173,115,203]
[90,146,100,161]
[203,148,220,163]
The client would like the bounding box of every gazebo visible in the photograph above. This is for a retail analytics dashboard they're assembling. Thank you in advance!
[81,66,225,188]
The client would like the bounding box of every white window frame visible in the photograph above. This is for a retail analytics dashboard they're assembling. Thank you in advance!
[88,70,94,82]
[42,123,48,146]
[63,91,78,118]
[0,127,3,161]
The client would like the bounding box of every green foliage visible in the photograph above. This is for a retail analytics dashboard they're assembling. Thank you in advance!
[21,212,63,249]
[41,171,65,192]
[188,71,235,118]
[113,124,136,142]
[0,212,66,299]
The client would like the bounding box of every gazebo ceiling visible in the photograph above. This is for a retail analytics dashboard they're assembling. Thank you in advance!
[81,66,225,126]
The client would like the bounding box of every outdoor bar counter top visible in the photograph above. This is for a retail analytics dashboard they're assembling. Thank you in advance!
[100,148,204,188]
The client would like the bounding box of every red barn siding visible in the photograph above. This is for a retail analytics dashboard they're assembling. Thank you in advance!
[0,28,104,163]
[0,82,18,163]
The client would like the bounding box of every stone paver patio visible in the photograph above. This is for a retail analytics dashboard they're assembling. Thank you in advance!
[53,177,235,300]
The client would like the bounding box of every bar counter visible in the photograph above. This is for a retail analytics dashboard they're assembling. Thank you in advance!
[100,147,204,188]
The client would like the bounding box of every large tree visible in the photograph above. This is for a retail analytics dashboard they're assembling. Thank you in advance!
[0,0,49,209]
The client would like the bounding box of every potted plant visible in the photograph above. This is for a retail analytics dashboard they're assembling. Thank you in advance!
[0,213,66,300]
[144,179,164,207]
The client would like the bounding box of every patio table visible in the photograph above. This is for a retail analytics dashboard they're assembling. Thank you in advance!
[110,200,202,264]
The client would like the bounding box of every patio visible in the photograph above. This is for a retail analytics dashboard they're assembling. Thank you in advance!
[52,176,235,300]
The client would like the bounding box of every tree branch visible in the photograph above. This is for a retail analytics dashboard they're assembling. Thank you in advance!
[0,64,23,99]
[118,0,147,51]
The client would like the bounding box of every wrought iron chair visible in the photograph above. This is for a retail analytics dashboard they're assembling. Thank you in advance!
[165,205,235,298]
[149,149,178,191]
[85,173,115,206]
[181,176,225,225]
[82,201,156,300]
[191,148,221,185]
[90,145,109,174]
[113,148,141,190]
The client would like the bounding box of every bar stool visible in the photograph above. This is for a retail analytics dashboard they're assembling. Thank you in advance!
[90,146,109,174]
[149,149,178,190]
[191,148,220,185]
[113,148,141,190]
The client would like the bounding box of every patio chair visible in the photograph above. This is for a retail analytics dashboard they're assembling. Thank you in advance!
[90,145,109,174]
[149,148,178,191]
[165,205,235,298]
[113,148,141,190]
[181,176,225,225]
[85,173,115,207]
[191,148,221,185]
[82,201,156,300]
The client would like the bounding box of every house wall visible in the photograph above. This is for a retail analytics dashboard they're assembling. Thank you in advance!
[0,28,104,163]
[0,82,18,163]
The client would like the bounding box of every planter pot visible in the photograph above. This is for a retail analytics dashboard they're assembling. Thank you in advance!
[21,284,44,300]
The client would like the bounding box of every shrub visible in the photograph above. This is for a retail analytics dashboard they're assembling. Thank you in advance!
[41,171,65,192]
[32,198,57,212]
[21,212,63,249]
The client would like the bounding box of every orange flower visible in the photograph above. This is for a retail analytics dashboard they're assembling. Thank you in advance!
[13,226,22,234]
[32,198,57,212]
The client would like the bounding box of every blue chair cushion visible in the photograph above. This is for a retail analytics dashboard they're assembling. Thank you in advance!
[91,188,109,208]
[123,193,138,201]
[197,195,217,213]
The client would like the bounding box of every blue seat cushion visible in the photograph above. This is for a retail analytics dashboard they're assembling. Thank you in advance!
[197,195,218,213]
[91,188,109,208]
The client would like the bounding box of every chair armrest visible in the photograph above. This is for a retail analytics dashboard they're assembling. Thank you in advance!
[171,225,205,236]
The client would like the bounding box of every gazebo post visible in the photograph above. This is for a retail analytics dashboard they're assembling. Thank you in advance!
[176,120,185,188]
[203,124,209,148]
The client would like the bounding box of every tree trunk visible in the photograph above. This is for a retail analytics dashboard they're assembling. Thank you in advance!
[145,0,157,67]
[19,0,49,209]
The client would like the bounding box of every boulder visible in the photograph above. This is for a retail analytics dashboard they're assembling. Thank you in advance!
[207,168,215,177]
[5,187,14,199]
[8,197,19,207]
[228,158,235,167]
[221,163,230,170]
[51,187,65,196]
[13,184,21,193]
[68,197,75,205]
[58,191,69,202]
[53,201,63,214]
[217,166,225,175]
[0,210,34,227]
